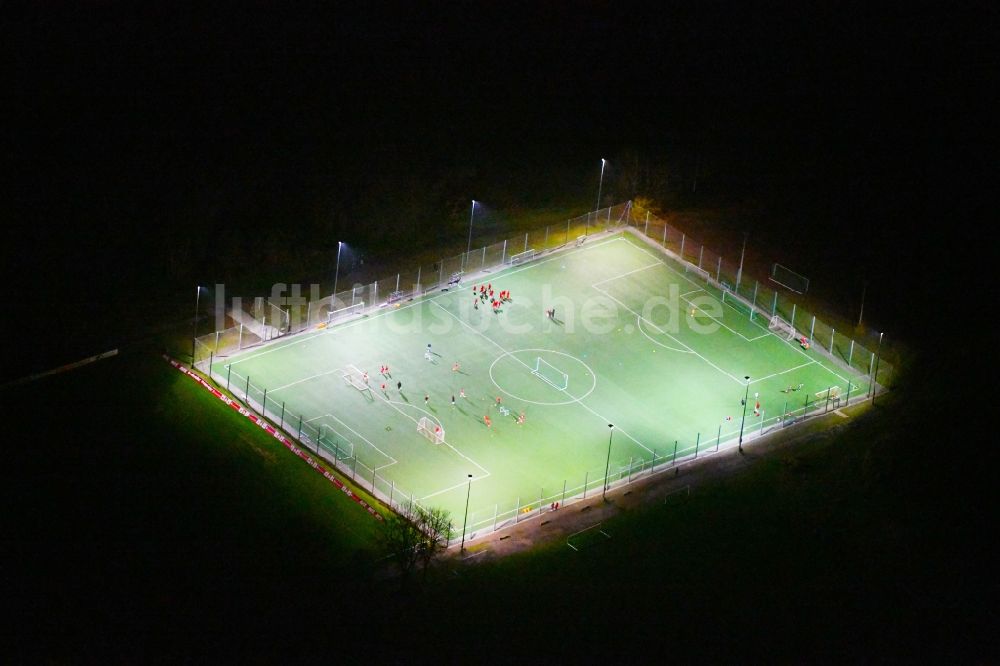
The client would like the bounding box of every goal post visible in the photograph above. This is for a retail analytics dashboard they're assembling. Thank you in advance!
[532,357,569,391]
[768,314,797,340]
[509,248,536,265]
[417,416,445,444]
[327,301,365,325]
[342,364,371,392]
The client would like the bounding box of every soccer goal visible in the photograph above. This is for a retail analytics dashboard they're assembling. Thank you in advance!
[342,364,371,392]
[532,357,569,391]
[769,315,797,340]
[328,301,365,325]
[318,424,354,460]
[417,416,445,444]
[684,262,711,283]
[509,248,536,265]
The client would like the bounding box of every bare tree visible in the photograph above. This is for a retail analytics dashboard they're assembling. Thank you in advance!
[414,506,452,581]
[380,514,422,591]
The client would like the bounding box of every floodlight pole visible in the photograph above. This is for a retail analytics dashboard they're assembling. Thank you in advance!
[871,332,884,405]
[333,241,343,303]
[466,200,477,267]
[738,375,751,453]
[603,423,614,500]
[191,286,202,369]
[736,232,749,292]
[596,158,607,216]
[460,474,473,551]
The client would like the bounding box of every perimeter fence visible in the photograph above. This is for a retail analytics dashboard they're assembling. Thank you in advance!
[190,200,893,547]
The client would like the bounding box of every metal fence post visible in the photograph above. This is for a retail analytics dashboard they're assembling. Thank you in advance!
[544,225,549,248]
[262,388,267,415]
[716,424,721,451]
[771,291,778,316]
[829,328,835,354]
[698,246,704,269]
[662,224,668,246]
[582,471,588,499]
[644,211,649,236]
[514,496,520,523]
[226,365,231,390]
[790,304,796,329]
[297,414,303,438]
[680,233,685,259]
[848,339,855,366]
[524,233,529,253]
[810,315,816,341]
[493,503,498,532]
[561,480,566,505]
[694,432,700,458]
[245,375,251,402]
[501,239,507,264]
[279,402,285,430]
[672,440,678,463]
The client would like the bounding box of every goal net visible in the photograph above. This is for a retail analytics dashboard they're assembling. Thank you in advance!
[328,301,365,325]
[684,262,711,283]
[342,364,371,392]
[317,424,354,460]
[532,357,568,391]
[509,248,536,265]
[769,315,797,340]
[417,416,445,444]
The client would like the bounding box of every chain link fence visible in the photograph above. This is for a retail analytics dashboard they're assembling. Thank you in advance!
[191,200,891,547]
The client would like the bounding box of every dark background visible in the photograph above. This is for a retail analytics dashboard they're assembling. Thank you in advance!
[2,2,992,662]
[3,1,986,380]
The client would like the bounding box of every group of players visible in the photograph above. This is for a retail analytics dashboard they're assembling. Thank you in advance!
[358,345,525,438]
[472,282,512,314]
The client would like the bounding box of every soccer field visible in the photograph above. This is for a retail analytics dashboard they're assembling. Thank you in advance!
[214,230,870,539]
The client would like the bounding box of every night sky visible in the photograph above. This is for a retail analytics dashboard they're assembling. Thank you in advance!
[2,2,993,661]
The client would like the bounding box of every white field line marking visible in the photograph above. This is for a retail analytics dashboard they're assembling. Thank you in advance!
[430,300,655,457]
[627,239,775,336]
[594,249,765,344]
[419,475,488,502]
[322,412,398,466]
[375,397,491,478]
[636,315,692,354]
[750,360,819,385]
[230,234,627,367]
[589,284,744,385]
[269,368,343,392]
[590,262,662,288]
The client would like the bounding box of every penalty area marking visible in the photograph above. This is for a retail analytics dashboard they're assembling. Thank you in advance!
[636,315,692,354]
